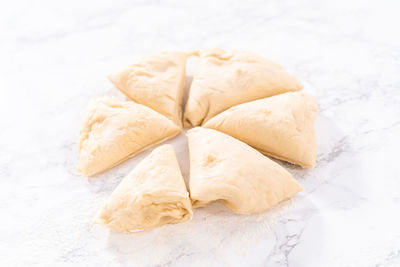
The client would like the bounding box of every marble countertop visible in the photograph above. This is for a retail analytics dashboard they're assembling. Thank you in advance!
[1,0,400,266]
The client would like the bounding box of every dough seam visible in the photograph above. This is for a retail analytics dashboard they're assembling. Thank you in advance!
[258,149,313,168]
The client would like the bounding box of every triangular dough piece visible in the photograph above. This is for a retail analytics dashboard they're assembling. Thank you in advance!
[77,97,181,176]
[109,51,190,127]
[183,48,303,127]
[94,144,192,232]
[187,127,302,214]
[204,92,318,168]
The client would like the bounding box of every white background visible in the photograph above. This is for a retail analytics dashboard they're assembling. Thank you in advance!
[1,0,400,266]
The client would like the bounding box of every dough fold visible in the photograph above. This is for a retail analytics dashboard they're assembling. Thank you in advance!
[109,51,190,127]
[184,48,302,126]
[204,92,318,167]
[77,97,181,176]
[94,144,192,232]
[187,127,302,214]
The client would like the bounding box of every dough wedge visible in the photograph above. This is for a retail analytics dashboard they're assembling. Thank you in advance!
[94,144,192,232]
[187,127,302,214]
[204,92,318,167]
[77,97,181,176]
[184,48,302,126]
[109,51,190,127]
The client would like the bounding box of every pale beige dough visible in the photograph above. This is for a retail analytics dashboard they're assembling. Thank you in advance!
[94,144,192,232]
[109,51,190,127]
[183,48,303,127]
[204,92,318,168]
[187,127,302,214]
[77,97,181,176]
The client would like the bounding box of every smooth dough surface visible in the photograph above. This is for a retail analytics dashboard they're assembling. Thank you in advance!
[187,127,302,214]
[204,92,318,168]
[94,144,192,232]
[183,48,303,127]
[109,51,190,127]
[77,97,181,176]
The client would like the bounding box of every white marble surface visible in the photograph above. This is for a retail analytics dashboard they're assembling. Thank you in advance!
[1,0,400,266]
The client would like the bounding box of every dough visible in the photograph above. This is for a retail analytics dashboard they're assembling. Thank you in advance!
[94,144,192,232]
[183,48,303,127]
[109,51,190,127]
[187,127,302,214]
[77,97,181,176]
[204,92,318,168]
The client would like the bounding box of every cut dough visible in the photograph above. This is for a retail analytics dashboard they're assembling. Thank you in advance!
[187,127,302,214]
[77,97,181,176]
[109,51,190,127]
[204,92,318,168]
[184,48,303,126]
[94,144,192,232]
